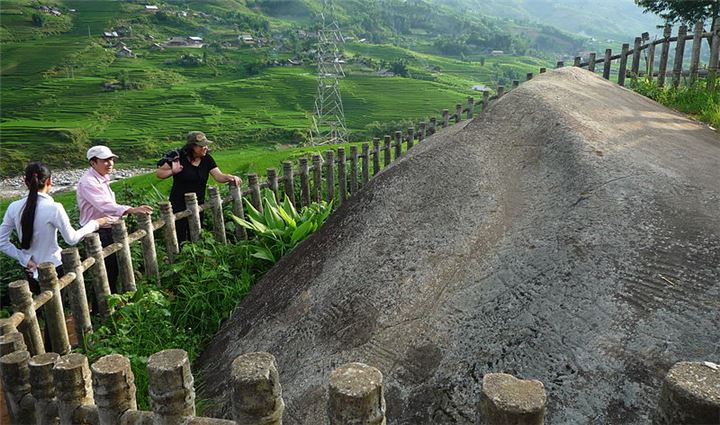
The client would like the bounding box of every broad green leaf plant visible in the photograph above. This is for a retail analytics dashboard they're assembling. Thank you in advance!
[232,189,333,263]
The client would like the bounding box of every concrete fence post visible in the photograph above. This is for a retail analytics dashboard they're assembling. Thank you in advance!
[658,24,672,87]
[588,53,596,72]
[29,352,60,425]
[672,24,688,88]
[689,21,703,84]
[618,43,630,86]
[479,373,546,425]
[383,135,391,167]
[61,248,93,344]
[0,350,34,423]
[497,86,505,98]
[338,147,347,203]
[248,173,263,213]
[647,42,656,81]
[428,118,437,135]
[209,186,227,244]
[455,103,462,123]
[467,96,475,118]
[350,146,359,194]
[555,61,563,68]
[328,362,385,425]
[185,192,202,243]
[229,180,248,240]
[372,138,381,176]
[299,157,311,207]
[654,361,720,424]
[312,155,323,202]
[406,127,414,150]
[512,80,519,89]
[85,233,111,318]
[148,349,195,425]
[360,144,370,185]
[282,161,295,206]
[92,354,137,425]
[526,72,533,80]
[38,263,70,355]
[0,332,26,356]
[442,109,449,127]
[482,91,490,110]
[603,48,612,80]
[230,352,284,425]
[267,168,279,202]
[394,130,402,158]
[324,150,335,203]
[8,280,45,355]
[539,67,546,74]
[159,202,179,262]
[419,121,426,141]
[54,353,94,425]
[631,36,642,77]
[135,212,159,282]
[112,219,136,292]
[708,19,720,89]
[573,56,581,67]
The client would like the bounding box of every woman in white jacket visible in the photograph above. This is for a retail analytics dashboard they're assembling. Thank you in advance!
[0,162,112,294]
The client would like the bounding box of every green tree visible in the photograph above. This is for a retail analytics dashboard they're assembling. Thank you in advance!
[634,0,719,26]
[31,13,45,27]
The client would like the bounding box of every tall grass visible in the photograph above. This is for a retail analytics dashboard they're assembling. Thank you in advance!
[629,78,720,129]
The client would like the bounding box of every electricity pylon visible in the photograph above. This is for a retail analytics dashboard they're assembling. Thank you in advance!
[312,0,347,145]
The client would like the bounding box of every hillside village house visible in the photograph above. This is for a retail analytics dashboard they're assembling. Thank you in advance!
[144,5,159,13]
[491,50,504,55]
[165,36,204,48]
[116,46,134,58]
[239,34,255,45]
[103,31,119,38]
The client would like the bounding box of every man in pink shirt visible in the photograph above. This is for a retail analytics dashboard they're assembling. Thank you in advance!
[77,145,152,293]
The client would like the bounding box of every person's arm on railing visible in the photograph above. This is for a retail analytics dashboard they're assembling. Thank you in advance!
[210,167,241,187]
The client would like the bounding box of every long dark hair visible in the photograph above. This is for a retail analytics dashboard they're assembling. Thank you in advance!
[183,142,201,159]
[20,162,51,249]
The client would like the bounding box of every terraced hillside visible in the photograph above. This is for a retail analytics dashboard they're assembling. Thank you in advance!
[0,0,557,175]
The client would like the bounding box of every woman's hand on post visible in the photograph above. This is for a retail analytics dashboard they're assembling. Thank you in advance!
[26,259,37,272]
[227,175,241,186]
[96,217,115,226]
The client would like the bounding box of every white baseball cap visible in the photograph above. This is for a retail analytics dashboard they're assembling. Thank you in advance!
[86,145,119,160]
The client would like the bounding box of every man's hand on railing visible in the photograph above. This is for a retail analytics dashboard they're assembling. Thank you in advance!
[128,205,153,215]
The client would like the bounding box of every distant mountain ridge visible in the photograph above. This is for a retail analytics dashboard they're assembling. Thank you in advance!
[438,0,665,41]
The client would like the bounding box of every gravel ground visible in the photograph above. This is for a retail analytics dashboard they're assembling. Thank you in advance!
[0,168,154,200]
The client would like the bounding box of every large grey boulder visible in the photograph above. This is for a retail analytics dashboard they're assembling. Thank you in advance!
[196,67,720,424]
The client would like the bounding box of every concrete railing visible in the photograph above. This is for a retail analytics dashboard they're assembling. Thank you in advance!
[565,20,719,88]
[3,329,717,424]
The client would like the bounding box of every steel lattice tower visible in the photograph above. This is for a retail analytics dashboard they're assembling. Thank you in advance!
[312,0,346,144]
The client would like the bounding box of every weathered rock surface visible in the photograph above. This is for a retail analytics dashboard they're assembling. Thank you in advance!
[196,67,720,424]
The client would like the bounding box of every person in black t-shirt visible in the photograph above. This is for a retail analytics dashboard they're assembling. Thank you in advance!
[156,131,241,243]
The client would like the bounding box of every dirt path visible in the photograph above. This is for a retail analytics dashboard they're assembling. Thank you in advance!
[0,167,153,200]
